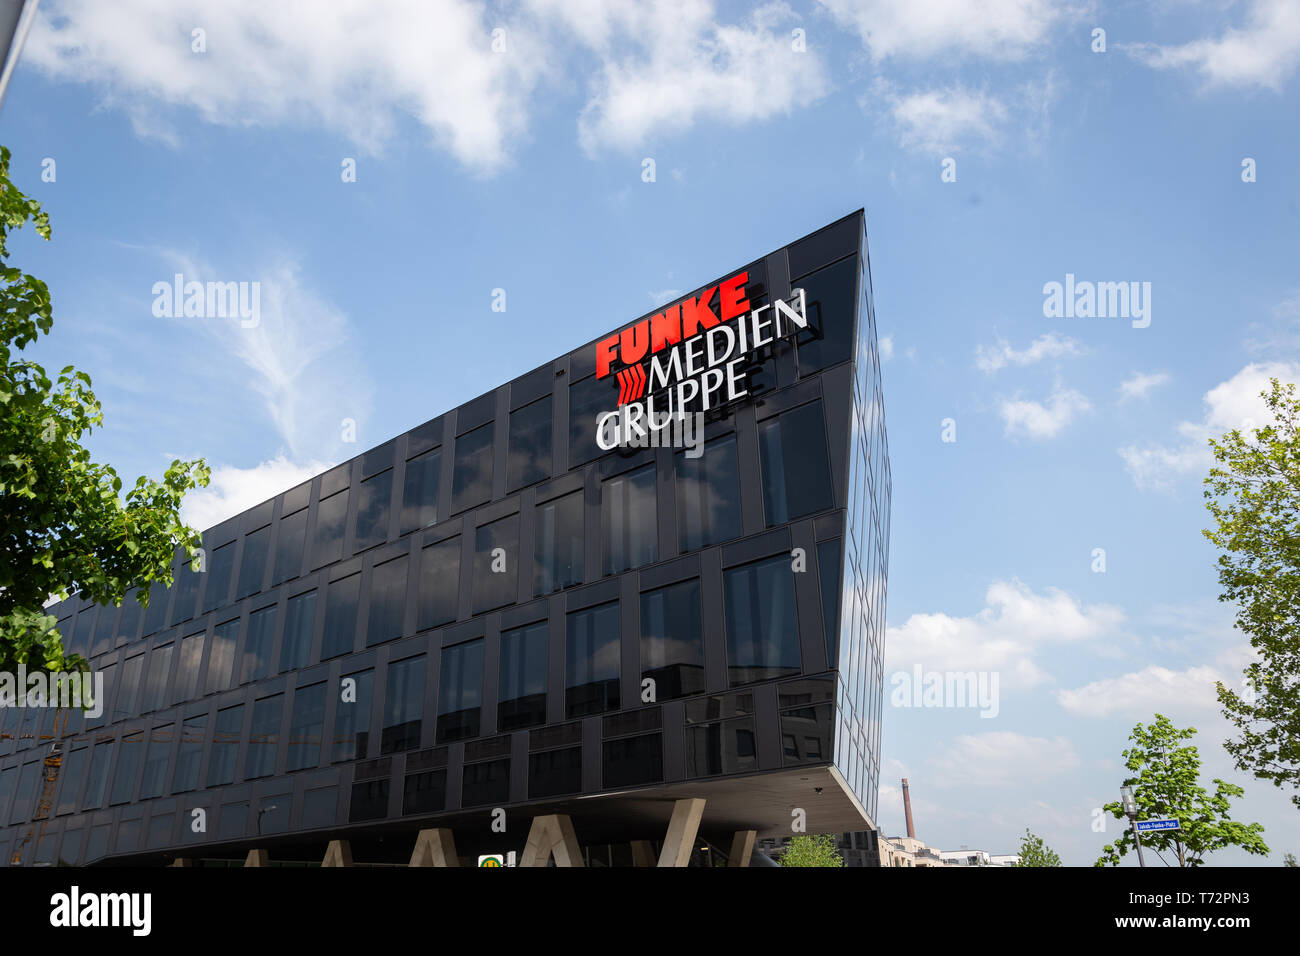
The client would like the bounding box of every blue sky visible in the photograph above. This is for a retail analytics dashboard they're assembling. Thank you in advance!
[6,0,1299,865]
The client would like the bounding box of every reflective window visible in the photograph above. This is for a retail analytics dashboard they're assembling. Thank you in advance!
[366,556,408,647]
[280,590,316,671]
[349,778,389,823]
[141,643,173,713]
[675,433,742,551]
[723,555,801,685]
[354,470,392,550]
[569,374,614,467]
[418,537,460,629]
[109,731,144,805]
[138,724,172,799]
[498,622,547,731]
[382,656,425,754]
[758,401,834,525]
[207,704,244,787]
[115,653,144,722]
[780,702,833,766]
[451,423,494,515]
[58,828,83,867]
[507,395,551,491]
[640,579,705,701]
[84,825,111,864]
[533,491,583,596]
[302,786,337,829]
[83,741,114,809]
[204,541,235,613]
[818,538,842,666]
[795,256,858,376]
[143,582,169,637]
[472,515,519,614]
[174,632,204,703]
[287,682,326,771]
[206,619,238,694]
[332,669,373,762]
[147,813,173,849]
[565,602,620,718]
[69,607,95,658]
[118,591,142,645]
[601,464,656,574]
[238,525,271,598]
[55,748,88,814]
[312,489,349,568]
[172,714,206,793]
[403,769,447,815]
[91,604,115,657]
[400,448,441,533]
[170,558,201,626]
[602,734,663,789]
[322,574,360,659]
[437,641,483,743]
[246,695,282,779]
[242,605,277,683]
[462,758,509,807]
[86,661,115,729]
[686,716,757,777]
[529,747,581,799]
[273,508,308,584]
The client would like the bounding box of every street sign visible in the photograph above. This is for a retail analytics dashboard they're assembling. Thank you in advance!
[1135,819,1181,832]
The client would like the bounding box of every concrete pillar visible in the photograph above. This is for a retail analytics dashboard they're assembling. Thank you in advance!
[728,830,757,867]
[409,828,459,867]
[630,840,656,868]
[520,814,584,867]
[170,857,192,867]
[657,798,706,868]
[322,839,354,867]
[244,848,269,867]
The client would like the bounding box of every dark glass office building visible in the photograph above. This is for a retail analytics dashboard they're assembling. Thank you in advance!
[0,211,889,866]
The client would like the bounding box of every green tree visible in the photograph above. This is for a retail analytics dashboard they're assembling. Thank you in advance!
[778,834,844,867]
[1095,714,1268,867]
[1283,852,1297,867]
[1016,829,1061,867]
[1203,378,1300,808]
[0,144,208,676]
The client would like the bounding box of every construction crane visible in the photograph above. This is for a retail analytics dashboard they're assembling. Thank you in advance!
[5,706,70,866]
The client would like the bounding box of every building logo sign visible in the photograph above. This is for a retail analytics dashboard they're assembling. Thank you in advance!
[593,270,807,452]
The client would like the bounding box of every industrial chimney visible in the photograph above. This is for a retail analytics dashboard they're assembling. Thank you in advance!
[902,778,916,839]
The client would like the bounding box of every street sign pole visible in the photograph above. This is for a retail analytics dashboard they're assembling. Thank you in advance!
[1130,818,1147,868]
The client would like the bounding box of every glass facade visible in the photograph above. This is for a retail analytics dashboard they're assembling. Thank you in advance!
[0,211,888,863]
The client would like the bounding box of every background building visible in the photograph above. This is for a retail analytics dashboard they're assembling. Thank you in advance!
[0,210,890,867]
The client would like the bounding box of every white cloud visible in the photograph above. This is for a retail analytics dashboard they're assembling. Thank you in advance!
[1118,371,1171,402]
[1119,361,1300,491]
[875,82,1009,154]
[160,251,374,463]
[182,455,327,531]
[819,0,1067,61]
[1244,290,1300,355]
[976,332,1082,373]
[1055,664,1225,719]
[878,334,894,361]
[550,0,832,154]
[999,383,1090,439]
[29,0,828,167]
[1123,0,1300,92]
[886,579,1126,690]
[27,0,544,172]
[929,732,1081,787]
